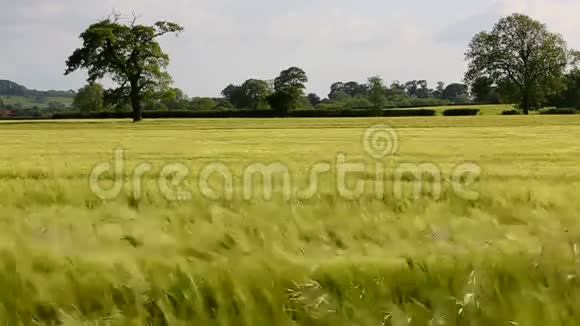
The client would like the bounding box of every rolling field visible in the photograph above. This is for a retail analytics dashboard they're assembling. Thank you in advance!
[1,116,580,325]
[0,95,74,109]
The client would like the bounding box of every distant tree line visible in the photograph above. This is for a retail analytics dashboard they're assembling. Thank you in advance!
[64,73,480,115]
[4,13,580,120]
[64,13,578,118]
[47,64,580,117]
[68,68,580,116]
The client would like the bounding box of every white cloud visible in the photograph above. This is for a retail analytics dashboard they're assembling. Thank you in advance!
[1,0,578,97]
[490,0,580,47]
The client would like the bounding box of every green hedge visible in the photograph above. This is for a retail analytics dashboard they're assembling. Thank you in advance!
[383,109,436,117]
[500,109,521,115]
[289,109,377,117]
[52,110,276,119]
[290,109,436,117]
[540,108,577,115]
[52,109,437,119]
[442,108,480,116]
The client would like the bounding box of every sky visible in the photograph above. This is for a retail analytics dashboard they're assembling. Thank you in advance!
[1,0,580,98]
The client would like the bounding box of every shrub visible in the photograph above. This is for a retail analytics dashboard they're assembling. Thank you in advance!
[540,108,577,115]
[442,108,480,116]
[501,109,521,115]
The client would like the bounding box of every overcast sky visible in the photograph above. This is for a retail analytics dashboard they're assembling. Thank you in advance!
[1,0,579,98]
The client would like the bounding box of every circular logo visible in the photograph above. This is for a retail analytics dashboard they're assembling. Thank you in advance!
[363,124,399,159]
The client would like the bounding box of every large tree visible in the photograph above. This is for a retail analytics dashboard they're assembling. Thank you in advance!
[221,84,243,107]
[239,79,272,109]
[307,93,322,106]
[328,82,345,100]
[441,83,469,102]
[221,79,272,109]
[65,15,183,121]
[465,14,575,114]
[386,81,407,98]
[404,80,431,98]
[343,81,368,97]
[367,76,386,113]
[267,67,308,115]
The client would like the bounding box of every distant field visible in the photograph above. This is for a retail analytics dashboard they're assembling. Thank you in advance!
[409,103,515,116]
[0,95,73,108]
[1,116,580,325]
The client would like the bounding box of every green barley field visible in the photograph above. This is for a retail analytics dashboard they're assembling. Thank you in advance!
[1,116,580,325]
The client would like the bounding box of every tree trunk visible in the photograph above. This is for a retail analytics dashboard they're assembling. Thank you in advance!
[522,105,530,115]
[131,94,142,122]
[129,77,143,122]
[521,90,530,115]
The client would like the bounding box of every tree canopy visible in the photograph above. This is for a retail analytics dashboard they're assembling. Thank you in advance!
[441,83,469,103]
[221,79,272,109]
[465,13,576,114]
[267,67,308,115]
[73,83,105,113]
[65,15,183,121]
[367,76,386,111]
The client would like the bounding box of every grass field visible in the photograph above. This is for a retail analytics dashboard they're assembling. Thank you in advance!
[398,104,514,116]
[1,116,580,325]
